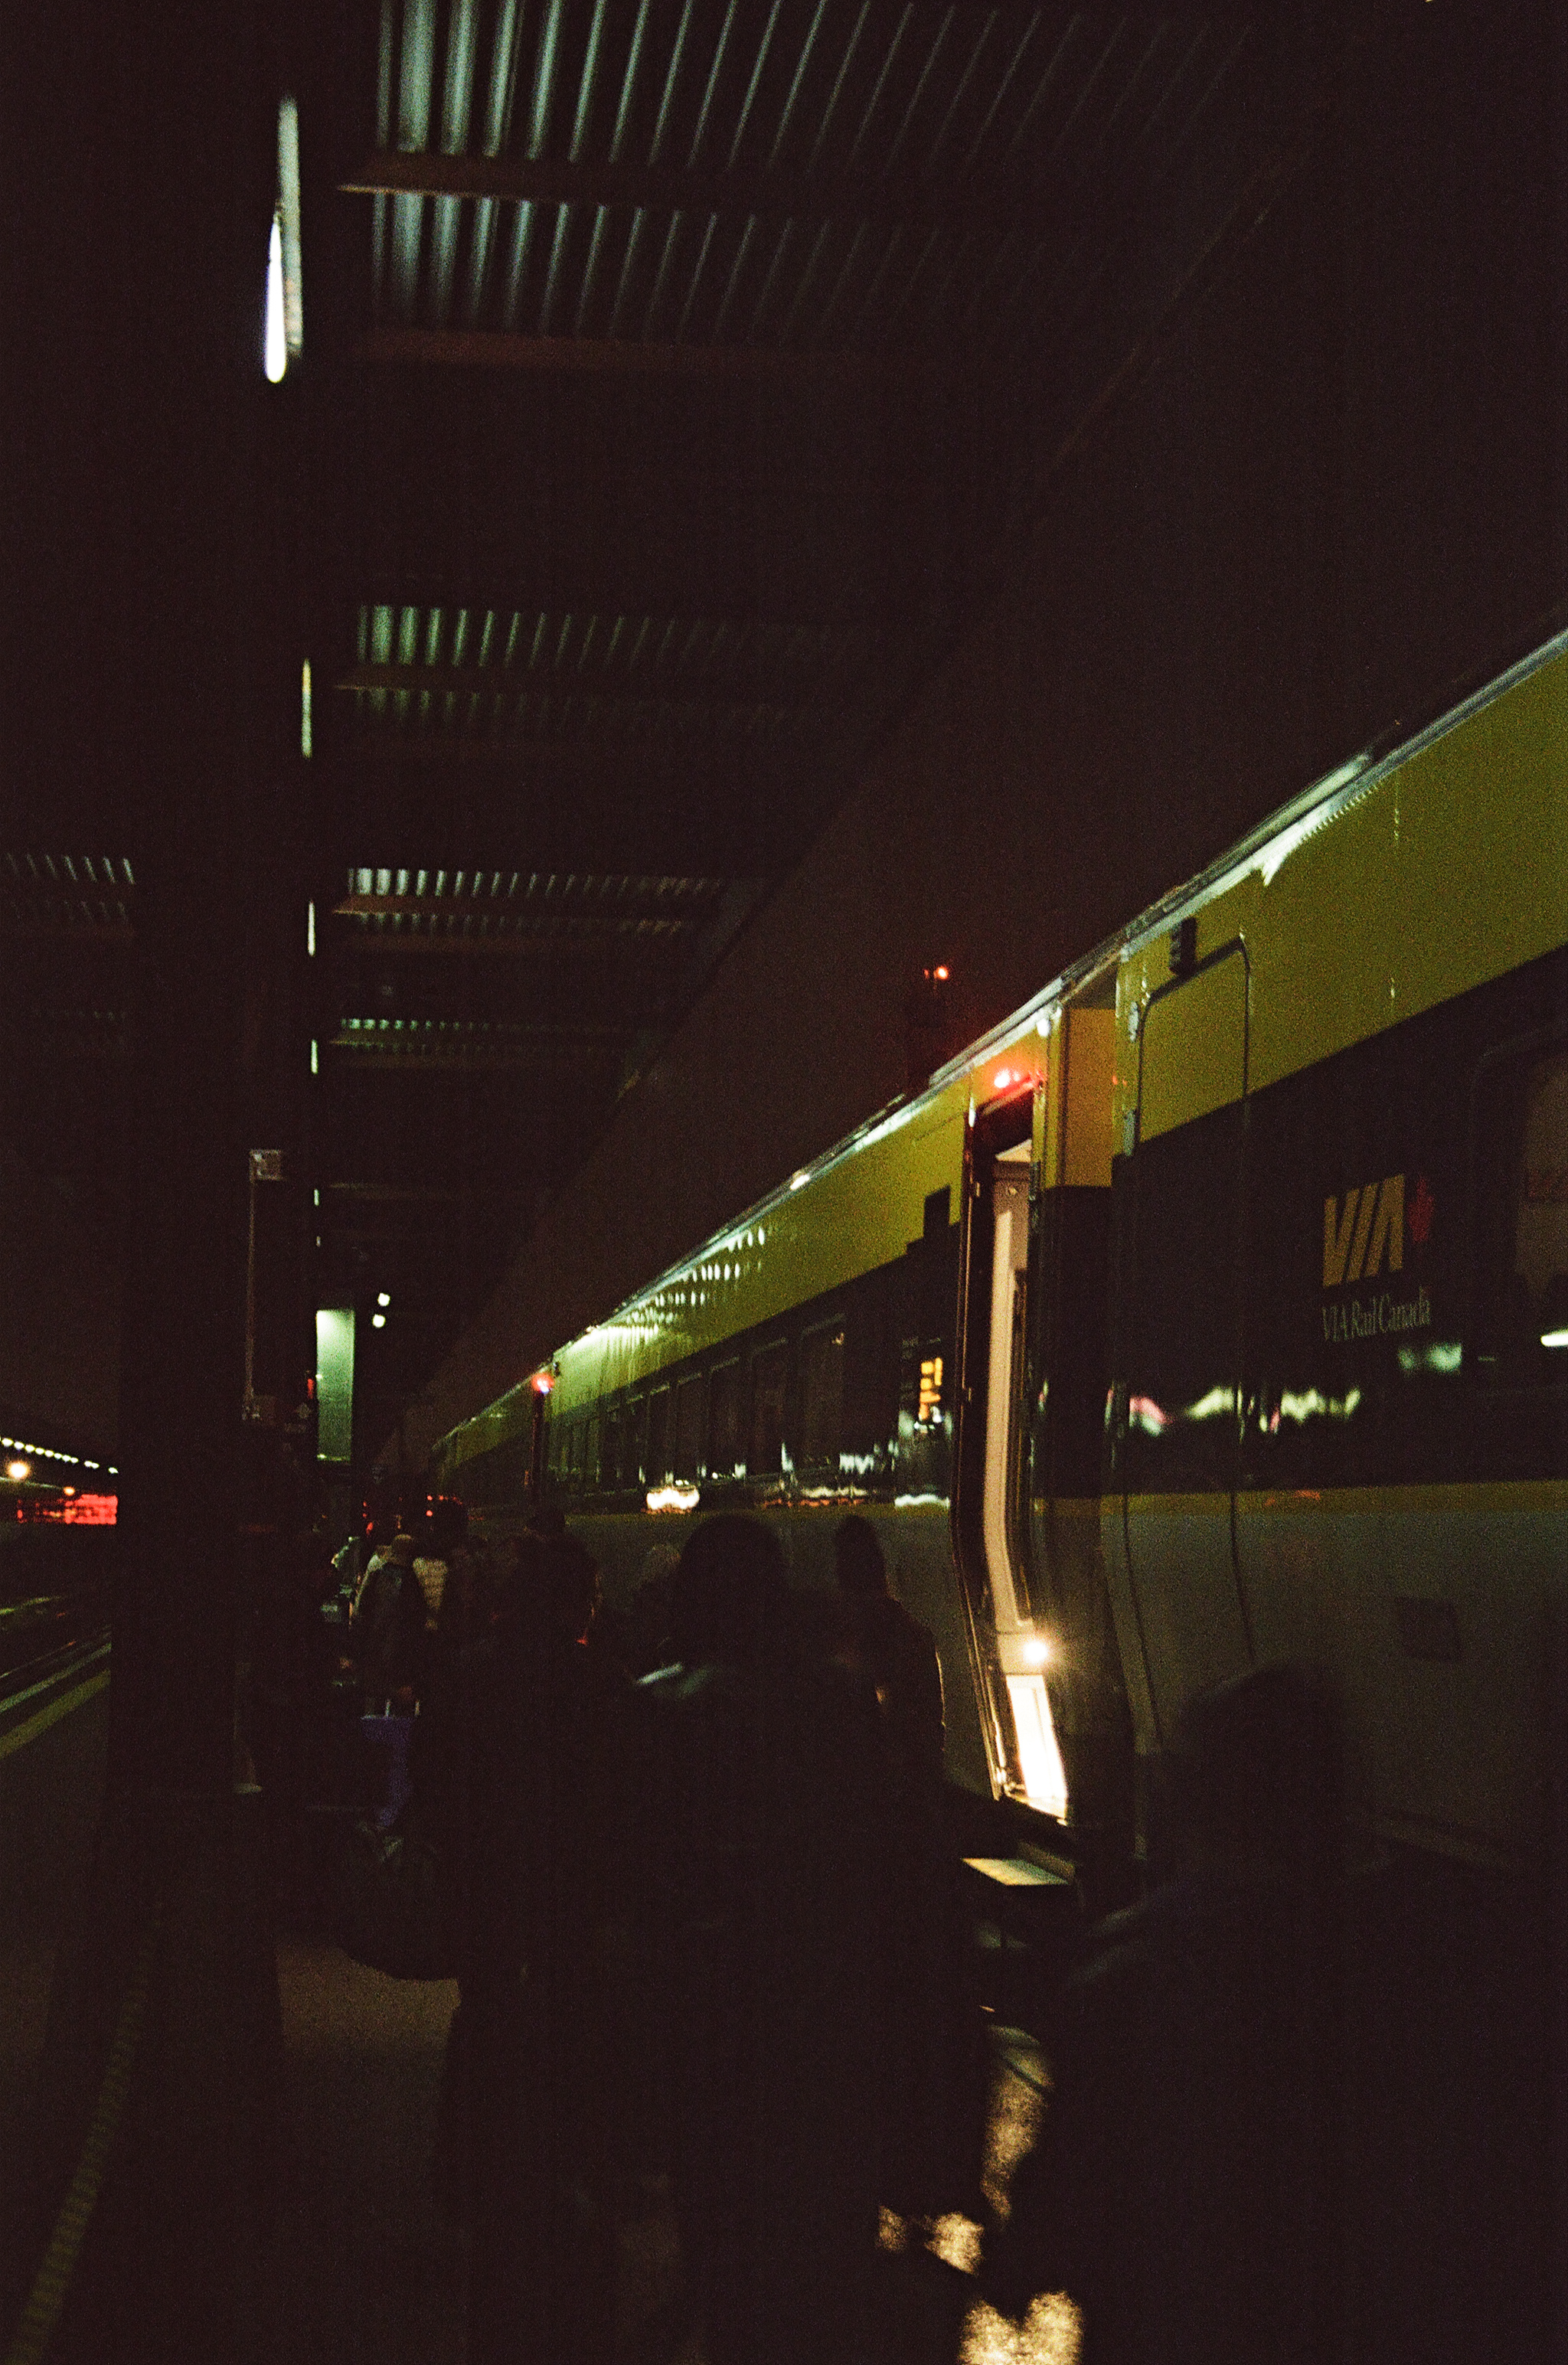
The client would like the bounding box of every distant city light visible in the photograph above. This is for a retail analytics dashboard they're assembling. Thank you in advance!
[307,900,315,956]
[264,217,286,382]
[58,1494,117,1527]
[1544,1328,1568,1349]
[6,1459,31,1481]
[302,661,313,758]
[310,1039,318,1075]
[933,964,949,981]
[377,1292,390,1308]
[371,1312,386,1329]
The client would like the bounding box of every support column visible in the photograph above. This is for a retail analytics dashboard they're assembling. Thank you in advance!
[2,3,289,2358]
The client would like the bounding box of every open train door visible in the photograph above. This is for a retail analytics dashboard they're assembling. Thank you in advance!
[1029,988,1136,1877]
[952,1071,1070,1822]
[1111,929,1255,1762]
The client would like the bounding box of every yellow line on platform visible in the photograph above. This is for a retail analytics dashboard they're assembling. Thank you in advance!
[2,1903,162,2365]
[0,1672,109,1762]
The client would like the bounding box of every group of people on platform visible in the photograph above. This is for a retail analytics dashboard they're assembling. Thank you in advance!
[310,1499,1338,2365]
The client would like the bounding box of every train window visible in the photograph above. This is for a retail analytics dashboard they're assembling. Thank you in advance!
[799,1323,845,1480]
[708,1359,743,1477]
[462,1432,528,1511]
[645,1387,671,1486]
[674,1374,705,1479]
[584,1415,600,1491]
[1473,1035,1568,1391]
[620,1398,642,1485]
[750,1341,789,1477]
[602,1406,622,1490]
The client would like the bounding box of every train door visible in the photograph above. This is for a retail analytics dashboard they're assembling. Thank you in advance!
[1112,936,1254,1751]
[954,1087,1069,1819]
[1030,995,1136,1867]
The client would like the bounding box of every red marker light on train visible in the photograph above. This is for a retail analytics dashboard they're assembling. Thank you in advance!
[530,1370,555,1395]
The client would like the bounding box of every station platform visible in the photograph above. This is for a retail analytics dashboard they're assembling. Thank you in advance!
[0,1645,1079,2365]
[250,1935,1073,2365]
[4,1639,1558,2365]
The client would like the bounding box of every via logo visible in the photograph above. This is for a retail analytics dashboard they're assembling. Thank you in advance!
[1323,1174,1405,1289]
[1322,1173,1434,1289]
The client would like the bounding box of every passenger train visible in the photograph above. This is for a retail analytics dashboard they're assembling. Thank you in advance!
[433,625,1568,1890]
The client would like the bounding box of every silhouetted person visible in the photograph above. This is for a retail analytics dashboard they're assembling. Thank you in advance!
[629,1540,681,1674]
[348,1527,413,1710]
[635,1515,892,2365]
[445,1531,629,2365]
[833,1514,945,1802]
[833,1516,986,2229]
[413,1497,468,1639]
[982,1662,1342,2365]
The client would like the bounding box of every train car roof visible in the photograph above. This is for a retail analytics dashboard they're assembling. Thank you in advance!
[436,614,1568,1464]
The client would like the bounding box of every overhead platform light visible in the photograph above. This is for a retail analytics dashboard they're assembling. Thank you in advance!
[265,218,286,382]
[278,98,302,357]
[264,97,303,382]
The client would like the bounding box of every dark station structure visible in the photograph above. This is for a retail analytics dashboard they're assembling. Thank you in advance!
[2,2,1565,2361]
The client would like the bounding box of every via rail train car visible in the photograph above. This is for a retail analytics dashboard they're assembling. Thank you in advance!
[433,625,1567,1891]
